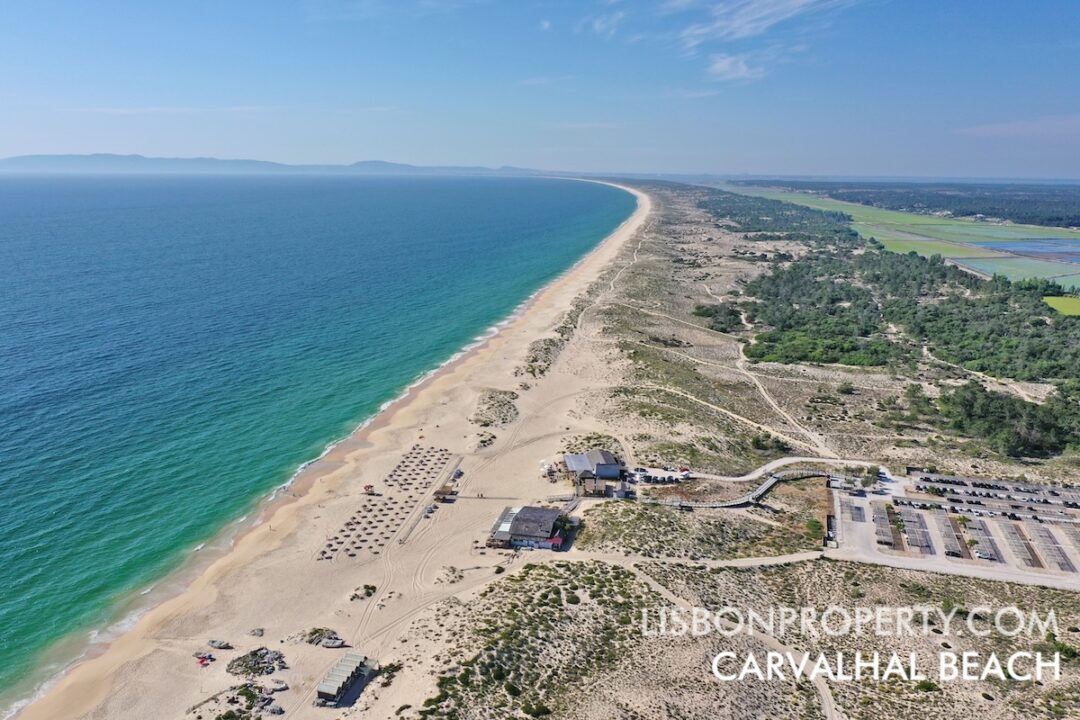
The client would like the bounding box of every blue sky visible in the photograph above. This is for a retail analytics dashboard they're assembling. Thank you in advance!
[1,0,1078,177]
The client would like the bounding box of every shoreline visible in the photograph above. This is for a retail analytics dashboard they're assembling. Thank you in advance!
[9,180,650,720]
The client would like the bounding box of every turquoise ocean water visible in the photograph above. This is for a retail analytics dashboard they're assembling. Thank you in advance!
[0,175,635,712]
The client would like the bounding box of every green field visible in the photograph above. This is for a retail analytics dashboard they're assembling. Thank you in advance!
[1045,295,1080,315]
[857,228,1006,258]
[1058,274,1080,292]
[960,256,1080,281]
[732,186,1080,285]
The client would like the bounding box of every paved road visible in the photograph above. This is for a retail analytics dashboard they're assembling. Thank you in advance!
[826,545,1080,591]
[566,549,823,569]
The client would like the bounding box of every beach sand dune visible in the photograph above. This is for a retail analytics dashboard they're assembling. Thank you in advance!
[16,183,651,720]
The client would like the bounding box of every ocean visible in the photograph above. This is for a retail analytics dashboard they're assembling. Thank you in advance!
[0,174,635,712]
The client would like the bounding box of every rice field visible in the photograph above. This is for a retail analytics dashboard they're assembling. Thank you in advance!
[1044,295,1080,315]
[732,186,1080,284]
[853,226,1006,258]
[954,256,1080,280]
[1056,274,1080,292]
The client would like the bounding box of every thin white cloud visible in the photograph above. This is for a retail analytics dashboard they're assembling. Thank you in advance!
[681,0,857,48]
[538,18,551,30]
[707,52,766,81]
[578,11,626,37]
[63,106,274,115]
[958,114,1080,139]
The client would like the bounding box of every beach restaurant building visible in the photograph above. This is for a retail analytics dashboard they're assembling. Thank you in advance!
[487,506,564,550]
[563,449,621,480]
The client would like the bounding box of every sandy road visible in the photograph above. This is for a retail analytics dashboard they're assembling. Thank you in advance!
[616,286,839,458]
[638,382,820,454]
[563,552,845,720]
[826,544,1080,592]
[921,344,1042,403]
[633,338,838,458]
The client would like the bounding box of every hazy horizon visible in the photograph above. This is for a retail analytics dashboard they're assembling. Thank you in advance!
[2,1,1078,178]
[4,152,1080,183]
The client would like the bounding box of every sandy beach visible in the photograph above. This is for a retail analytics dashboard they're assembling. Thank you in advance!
[15,182,651,720]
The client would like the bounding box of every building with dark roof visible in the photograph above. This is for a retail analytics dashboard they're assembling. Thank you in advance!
[487,505,565,549]
[582,476,608,497]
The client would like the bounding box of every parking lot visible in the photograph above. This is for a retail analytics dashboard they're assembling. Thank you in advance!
[832,470,1080,586]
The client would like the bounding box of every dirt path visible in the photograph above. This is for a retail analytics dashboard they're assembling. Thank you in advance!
[597,223,837,461]
[825,545,1080,592]
[638,382,819,454]
[613,302,744,341]
[736,350,837,457]
[921,344,1040,403]
[560,552,845,720]
[631,282,838,458]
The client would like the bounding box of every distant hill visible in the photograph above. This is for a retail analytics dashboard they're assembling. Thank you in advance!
[0,153,542,176]
[347,160,538,176]
[0,154,291,174]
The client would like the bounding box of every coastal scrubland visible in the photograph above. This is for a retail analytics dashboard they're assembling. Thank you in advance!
[412,561,824,720]
[401,180,1080,720]
[642,558,1080,720]
[684,187,1080,460]
[575,478,827,560]
[470,389,520,427]
[583,182,1079,476]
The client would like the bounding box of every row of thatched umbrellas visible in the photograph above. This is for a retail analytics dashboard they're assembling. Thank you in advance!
[317,444,452,561]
